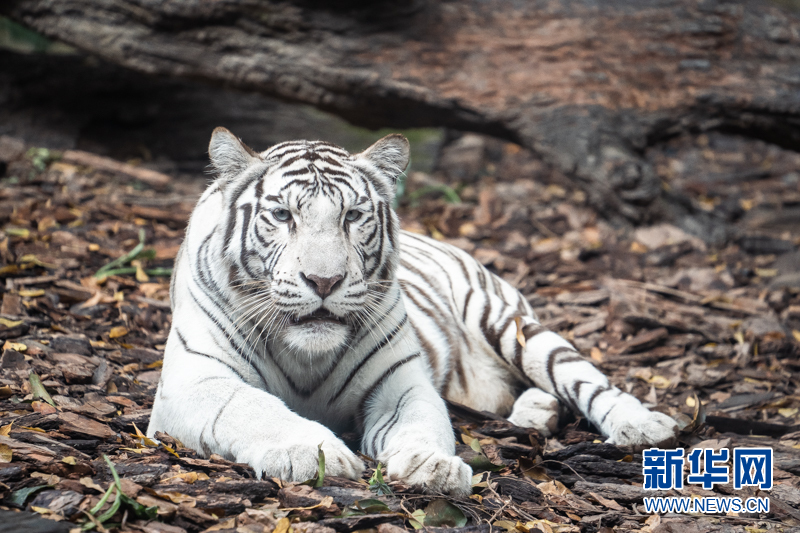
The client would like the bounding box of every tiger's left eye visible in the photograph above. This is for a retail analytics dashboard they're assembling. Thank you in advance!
[345,210,362,222]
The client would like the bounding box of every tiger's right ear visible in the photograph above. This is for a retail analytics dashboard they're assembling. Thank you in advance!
[208,127,259,183]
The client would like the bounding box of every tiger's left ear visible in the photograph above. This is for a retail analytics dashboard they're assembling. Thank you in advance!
[357,134,410,183]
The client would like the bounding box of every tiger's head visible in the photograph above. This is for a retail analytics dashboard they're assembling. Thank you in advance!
[207,127,409,355]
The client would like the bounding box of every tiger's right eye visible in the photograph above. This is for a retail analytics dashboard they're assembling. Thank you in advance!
[272,209,292,222]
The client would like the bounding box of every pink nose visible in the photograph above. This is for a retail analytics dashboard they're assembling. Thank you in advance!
[301,273,344,299]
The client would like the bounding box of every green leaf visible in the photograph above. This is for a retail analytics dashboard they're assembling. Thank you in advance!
[368,463,393,496]
[315,444,326,488]
[341,498,392,518]
[468,454,505,472]
[408,509,426,530]
[135,249,157,260]
[469,437,483,454]
[96,488,121,523]
[103,455,123,492]
[118,493,158,520]
[355,499,391,514]
[340,507,365,518]
[95,229,147,278]
[28,372,55,407]
[423,500,467,528]
[301,443,326,487]
[8,484,49,507]
[88,483,116,515]
[95,267,172,278]
[82,457,158,530]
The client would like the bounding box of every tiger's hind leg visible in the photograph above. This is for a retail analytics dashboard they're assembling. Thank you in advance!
[474,287,678,446]
[507,388,562,436]
[503,316,678,445]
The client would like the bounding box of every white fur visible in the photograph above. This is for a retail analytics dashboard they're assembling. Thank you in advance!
[149,131,676,499]
[507,388,561,436]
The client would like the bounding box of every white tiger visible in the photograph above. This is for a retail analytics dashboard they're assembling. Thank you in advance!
[147,128,678,496]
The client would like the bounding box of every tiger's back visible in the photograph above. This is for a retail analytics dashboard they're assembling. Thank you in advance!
[398,231,529,414]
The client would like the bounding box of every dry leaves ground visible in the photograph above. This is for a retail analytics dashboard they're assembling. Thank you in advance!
[0,132,798,533]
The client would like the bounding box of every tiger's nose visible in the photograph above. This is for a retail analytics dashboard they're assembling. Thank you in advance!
[300,273,345,299]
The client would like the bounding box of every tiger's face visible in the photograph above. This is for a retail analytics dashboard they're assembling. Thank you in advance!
[208,128,409,355]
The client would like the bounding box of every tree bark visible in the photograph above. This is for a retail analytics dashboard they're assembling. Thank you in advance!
[4,0,800,233]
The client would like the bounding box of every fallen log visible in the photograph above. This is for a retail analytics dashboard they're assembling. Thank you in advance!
[3,0,800,239]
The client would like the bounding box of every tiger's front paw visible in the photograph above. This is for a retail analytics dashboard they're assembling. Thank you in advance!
[386,450,472,497]
[605,408,678,447]
[245,435,364,482]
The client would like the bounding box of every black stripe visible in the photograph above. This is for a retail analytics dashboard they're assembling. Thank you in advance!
[546,346,576,391]
[568,380,588,413]
[486,314,515,361]
[330,314,410,403]
[401,451,435,479]
[515,324,546,371]
[284,167,311,177]
[211,389,239,444]
[186,291,271,389]
[462,288,473,321]
[523,324,546,339]
[412,322,441,383]
[369,388,414,455]
[586,385,609,415]
[357,352,422,427]
[175,328,249,383]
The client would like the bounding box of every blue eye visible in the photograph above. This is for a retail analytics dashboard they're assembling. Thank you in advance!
[345,210,362,222]
[273,209,291,222]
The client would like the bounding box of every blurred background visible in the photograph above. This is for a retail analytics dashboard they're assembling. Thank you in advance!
[0,3,799,530]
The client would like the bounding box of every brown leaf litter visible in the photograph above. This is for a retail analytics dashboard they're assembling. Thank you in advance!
[0,133,797,532]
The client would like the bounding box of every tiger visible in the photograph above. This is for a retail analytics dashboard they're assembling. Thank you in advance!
[147,128,678,496]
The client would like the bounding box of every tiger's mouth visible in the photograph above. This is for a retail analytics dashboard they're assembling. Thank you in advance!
[291,308,345,325]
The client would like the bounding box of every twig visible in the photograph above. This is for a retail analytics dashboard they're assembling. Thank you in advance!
[62,150,170,189]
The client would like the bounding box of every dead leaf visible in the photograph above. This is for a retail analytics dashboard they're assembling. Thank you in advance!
[537,480,572,496]
[0,443,12,463]
[630,241,648,253]
[2,341,26,352]
[274,517,291,533]
[204,518,236,532]
[30,472,60,485]
[131,259,149,283]
[0,317,23,328]
[18,289,44,298]
[164,471,208,484]
[590,492,625,511]
[590,346,604,363]
[647,375,671,389]
[514,316,526,348]
[520,457,552,482]
[493,520,517,531]
[154,490,196,506]
[79,477,105,492]
[109,326,129,339]
[31,401,57,415]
